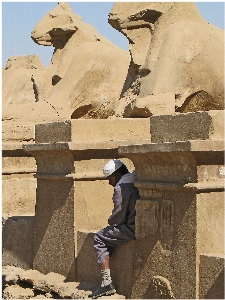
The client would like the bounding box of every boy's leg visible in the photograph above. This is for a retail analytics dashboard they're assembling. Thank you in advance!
[90,254,116,299]
[90,225,135,298]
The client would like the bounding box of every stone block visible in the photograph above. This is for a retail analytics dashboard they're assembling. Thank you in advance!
[35,120,71,143]
[2,216,35,269]
[150,111,224,143]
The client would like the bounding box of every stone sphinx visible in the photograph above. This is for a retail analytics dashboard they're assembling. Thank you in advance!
[2,2,130,124]
[109,2,224,117]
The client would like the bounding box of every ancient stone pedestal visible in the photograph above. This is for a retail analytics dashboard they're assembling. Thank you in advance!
[118,111,224,299]
[29,145,76,280]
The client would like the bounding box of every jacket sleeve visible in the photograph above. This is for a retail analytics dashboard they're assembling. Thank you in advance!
[108,184,127,226]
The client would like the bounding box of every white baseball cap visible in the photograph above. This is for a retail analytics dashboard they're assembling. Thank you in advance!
[103,159,124,177]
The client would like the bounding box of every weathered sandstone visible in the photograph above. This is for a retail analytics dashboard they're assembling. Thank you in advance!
[2,2,224,299]
[109,2,224,117]
[2,2,130,124]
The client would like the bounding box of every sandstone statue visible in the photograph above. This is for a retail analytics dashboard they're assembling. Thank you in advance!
[2,55,47,108]
[109,2,224,117]
[2,2,130,124]
[2,2,224,124]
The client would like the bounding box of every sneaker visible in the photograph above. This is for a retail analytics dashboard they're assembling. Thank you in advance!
[90,283,116,299]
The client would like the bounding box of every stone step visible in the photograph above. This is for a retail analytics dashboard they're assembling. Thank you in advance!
[2,265,125,299]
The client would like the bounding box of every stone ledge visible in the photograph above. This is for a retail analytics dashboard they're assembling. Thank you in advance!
[119,140,224,155]
[135,180,224,194]
[23,142,69,152]
[2,168,37,175]
[34,172,106,181]
[23,139,152,152]
[2,142,33,151]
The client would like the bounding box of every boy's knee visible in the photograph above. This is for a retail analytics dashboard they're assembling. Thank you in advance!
[94,233,98,243]
[94,230,102,244]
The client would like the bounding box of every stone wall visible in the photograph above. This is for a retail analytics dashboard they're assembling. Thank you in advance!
[2,112,224,298]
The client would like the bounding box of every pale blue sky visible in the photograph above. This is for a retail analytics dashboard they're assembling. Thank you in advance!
[2,2,224,67]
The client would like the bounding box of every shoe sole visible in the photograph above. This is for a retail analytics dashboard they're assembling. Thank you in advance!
[92,288,116,299]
